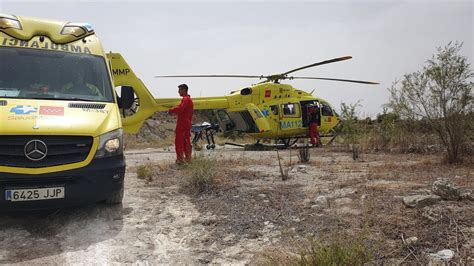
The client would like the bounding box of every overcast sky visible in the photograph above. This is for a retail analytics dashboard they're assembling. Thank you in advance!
[1,0,472,116]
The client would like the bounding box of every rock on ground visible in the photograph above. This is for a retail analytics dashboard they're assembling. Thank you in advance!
[427,249,454,263]
[404,236,418,246]
[422,206,443,223]
[460,191,474,201]
[432,179,461,200]
[402,195,441,208]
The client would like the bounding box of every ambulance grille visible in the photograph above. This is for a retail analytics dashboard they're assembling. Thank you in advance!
[68,103,106,109]
[0,136,93,168]
[0,100,7,106]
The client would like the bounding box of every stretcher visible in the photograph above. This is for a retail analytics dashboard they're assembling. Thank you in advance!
[191,122,220,150]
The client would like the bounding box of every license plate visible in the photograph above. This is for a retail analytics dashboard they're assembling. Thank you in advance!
[5,187,65,202]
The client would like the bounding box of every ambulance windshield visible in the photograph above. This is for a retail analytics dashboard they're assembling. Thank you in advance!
[0,47,114,102]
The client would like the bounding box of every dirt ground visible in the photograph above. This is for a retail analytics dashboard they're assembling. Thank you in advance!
[0,146,472,264]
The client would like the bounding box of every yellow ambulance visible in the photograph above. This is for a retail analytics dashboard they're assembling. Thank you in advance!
[0,14,154,210]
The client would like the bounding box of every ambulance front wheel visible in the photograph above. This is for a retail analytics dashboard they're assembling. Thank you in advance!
[105,184,124,204]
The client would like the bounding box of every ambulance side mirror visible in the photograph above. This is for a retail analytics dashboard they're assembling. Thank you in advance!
[121,86,135,110]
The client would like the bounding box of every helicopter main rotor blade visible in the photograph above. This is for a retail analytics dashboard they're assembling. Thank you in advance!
[155,75,263,78]
[290,76,379,85]
[282,56,353,76]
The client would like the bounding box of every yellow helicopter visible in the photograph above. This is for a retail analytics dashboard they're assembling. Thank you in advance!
[108,54,378,148]
[153,56,379,147]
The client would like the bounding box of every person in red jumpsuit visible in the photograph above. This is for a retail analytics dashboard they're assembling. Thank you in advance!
[307,104,321,147]
[168,84,194,164]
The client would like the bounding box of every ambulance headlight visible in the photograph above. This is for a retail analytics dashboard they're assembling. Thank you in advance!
[95,129,123,158]
[0,14,22,30]
[105,138,120,152]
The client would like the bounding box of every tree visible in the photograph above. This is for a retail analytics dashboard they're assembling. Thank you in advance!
[388,42,473,163]
[339,100,362,144]
[339,101,363,160]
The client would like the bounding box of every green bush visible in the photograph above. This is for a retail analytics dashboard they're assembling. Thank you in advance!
[259,236,372,266]
[181,156,219,194]
[339,101,363,145]
[296,238,372,266]
[388,42,473,163]
[136,164,153,181]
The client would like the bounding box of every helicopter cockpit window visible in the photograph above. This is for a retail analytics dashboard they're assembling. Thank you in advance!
[241,88,252,95]
[270,105,278,115]
[282,103,299,116]
[321,103,334,116]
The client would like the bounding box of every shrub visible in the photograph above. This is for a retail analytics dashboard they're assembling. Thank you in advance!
[388,42,473,163]
[296,239,372,265]
[180,156,219,194]
[258,236,372,266]
[136,164,153,181]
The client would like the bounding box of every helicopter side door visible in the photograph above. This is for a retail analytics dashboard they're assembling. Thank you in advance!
[320,102,335,132]
[264,104,280,134]
[300,100,321,127]
[245,103,271,133]
[213,109,235,133]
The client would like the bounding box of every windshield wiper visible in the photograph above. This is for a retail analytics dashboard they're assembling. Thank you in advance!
[52,97,99,102]
[0,96,108,102]
[25,97,102,102]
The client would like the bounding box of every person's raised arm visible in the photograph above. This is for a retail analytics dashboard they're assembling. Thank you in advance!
[169,97,188,115]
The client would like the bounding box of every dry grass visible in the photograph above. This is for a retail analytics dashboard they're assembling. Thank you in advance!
[360,190,472,263]
[366,154,473,183]
[131,149,472,263]
[213,152,260,166]
[353,154,473,263]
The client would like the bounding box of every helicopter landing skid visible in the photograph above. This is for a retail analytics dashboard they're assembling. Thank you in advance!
[225,142,310,151]
[326,133,338,145]
[224,142,283,150]
[245,143,287,151]
[320,130,338,145]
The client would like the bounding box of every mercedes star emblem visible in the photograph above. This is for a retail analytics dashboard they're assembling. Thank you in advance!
[24,140,48,161]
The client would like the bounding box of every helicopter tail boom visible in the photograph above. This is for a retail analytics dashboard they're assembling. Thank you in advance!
[155,96,229,110]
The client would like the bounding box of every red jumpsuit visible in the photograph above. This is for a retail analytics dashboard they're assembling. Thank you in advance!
[307,106,320,146]
[309,123,320,146]
[169,95,193,162]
